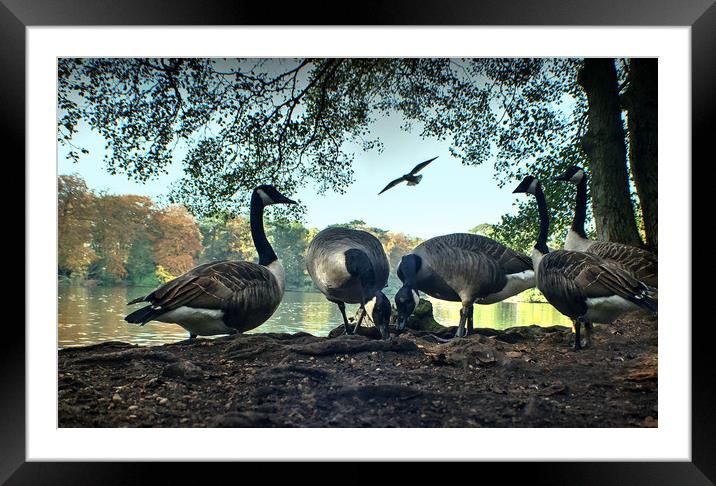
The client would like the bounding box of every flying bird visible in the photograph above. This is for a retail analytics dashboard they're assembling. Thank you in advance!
[378,156,438,195]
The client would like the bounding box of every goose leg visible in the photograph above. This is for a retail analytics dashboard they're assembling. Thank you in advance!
[572,319,583,351]
[466,304,475,336]
[582,320,593,348]
[455,306,468,338]
[353,306,367,334]
[189,333,197,340]
[331,300,351,335]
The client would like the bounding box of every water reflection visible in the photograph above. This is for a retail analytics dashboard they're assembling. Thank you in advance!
[58,286,571,348]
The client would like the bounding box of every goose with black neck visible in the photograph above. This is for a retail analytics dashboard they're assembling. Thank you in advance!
[513,175,657,350]
[554,165,657,287]
[125,185,297,339]
[395,231,535,338]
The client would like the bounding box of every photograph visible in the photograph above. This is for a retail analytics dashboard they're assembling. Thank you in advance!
[56,56,660,429]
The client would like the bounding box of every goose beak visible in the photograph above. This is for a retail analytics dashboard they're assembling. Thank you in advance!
[277,195,298,205]
[553,171,570,181]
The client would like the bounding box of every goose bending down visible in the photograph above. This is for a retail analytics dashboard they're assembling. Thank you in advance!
[554,166,657,287]
[125,185,296,338]
[306,227,392,339]
[513,175,657,350]
[395,233,535,337]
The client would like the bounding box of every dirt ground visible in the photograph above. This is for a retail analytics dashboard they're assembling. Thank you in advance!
[58,309,657,428]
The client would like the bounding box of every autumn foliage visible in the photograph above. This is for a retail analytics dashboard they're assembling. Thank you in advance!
[58,174,203,284]
[58,175,422,291]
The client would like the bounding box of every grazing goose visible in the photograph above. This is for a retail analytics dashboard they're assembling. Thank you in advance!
[395,233,535,337]
[554,166,657,287]
[378,156,438,195]
[125,185,297,338]
[513,175,657,350]
[306,227,392,339]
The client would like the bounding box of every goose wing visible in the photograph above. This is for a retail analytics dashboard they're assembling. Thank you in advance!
[542,250,653,306]
[419,233,532,274]
[415,234,510,298]
[132,261,278,313]
[587,241,658,286]
[378,176,407,195]
[408,156,438,175]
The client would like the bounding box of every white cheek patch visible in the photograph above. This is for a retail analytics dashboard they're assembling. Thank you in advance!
[570,170,584,183]
[364,297,377,323]
[527,179,538,194]
[256,188,273,205]
[412,290,419,306]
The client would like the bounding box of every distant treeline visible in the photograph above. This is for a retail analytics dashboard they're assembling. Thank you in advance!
[59,174,446,293]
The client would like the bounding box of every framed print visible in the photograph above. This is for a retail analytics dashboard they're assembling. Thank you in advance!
[5,0,714,483]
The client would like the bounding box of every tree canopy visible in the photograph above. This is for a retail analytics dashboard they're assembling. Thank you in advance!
[59,57,655,253]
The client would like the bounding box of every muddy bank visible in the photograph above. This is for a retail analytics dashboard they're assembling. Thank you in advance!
[58,311,657,428]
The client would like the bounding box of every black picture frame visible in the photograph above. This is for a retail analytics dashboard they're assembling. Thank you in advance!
[5,0,712,483]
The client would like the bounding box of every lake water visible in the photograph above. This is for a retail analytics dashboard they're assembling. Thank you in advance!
[58,286,571,348]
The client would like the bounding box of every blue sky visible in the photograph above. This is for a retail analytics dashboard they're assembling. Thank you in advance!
[58,113,520,240]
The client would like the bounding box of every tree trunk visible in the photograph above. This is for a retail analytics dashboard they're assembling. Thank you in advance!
[622,58,658,253]
[578,58,643,247]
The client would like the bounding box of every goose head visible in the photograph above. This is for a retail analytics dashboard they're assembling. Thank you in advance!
[395,285,420,332]
[512,175,539,195]
[553,166,585,184]
[253,185,297,206]
[366,290,392,340]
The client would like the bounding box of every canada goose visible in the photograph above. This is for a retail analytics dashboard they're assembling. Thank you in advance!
[306,227,392,339]
[554,166,657,287]
[378,156,438,195]
[513,175,657,350]
[125,185,297,338]
[395,233,535,337]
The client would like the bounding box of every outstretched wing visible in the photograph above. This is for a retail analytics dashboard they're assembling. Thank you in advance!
[378,176,407,195]
[409,156,438,175]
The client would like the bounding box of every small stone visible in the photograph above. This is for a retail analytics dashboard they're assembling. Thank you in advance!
[161,360,203,381]
[158,398,168,405]
[128,405,138,411]
[112,393,122,402]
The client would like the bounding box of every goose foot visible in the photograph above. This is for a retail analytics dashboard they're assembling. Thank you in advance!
[425,333,451,344]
